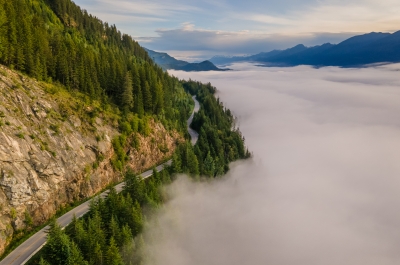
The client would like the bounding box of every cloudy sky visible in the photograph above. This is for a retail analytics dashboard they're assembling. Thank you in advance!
[73,0,400,60]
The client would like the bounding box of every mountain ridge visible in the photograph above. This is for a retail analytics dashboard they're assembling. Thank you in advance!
[145,48,228,71]
[209,31,400,67]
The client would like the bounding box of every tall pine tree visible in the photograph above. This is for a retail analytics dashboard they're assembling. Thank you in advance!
[120,71,133,113]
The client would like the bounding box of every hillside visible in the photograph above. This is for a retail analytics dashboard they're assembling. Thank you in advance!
[0,0,192,124]
[0,0,194,256]
[145,49,227,71]
[0,0,248,259]
[0,65,186,256]
[210,31,400,67]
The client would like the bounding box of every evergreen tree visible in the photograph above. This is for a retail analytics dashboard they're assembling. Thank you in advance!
[121,71,133,112]
[0,0,6,58]
[120,224,133,247]
[44,219,71,265]
[39,257,51,265]
[124,170,145,204]
[171,153,182,173]
[143,81,152,113]
[153,81,164,114]
[109,216,121,243]
[203,152,215,177]
[134,84,144,117]
[3,1,17,67]
[129,201,143,235]
[105,237,124,265]
[91,242,104,265]
[68,241,88,265]
[186,145,200,175]
[0,2,250,263]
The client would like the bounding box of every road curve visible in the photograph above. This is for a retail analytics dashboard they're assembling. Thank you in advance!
[0,96,200,265]
[188,96,200,145]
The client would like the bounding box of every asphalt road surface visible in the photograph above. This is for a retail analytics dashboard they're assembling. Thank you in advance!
[188,96,200,145]
[0,97,199,265]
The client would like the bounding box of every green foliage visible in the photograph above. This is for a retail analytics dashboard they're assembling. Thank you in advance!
[26,77,249,264]
[15,132,25,139]
[158,143,169,154]
[43,219,71,265]
[138,117,150,136]
[38,257,50,265]
[203,151,216,177]
[105,237,124,265]
[0,0,191,136]
[131,133,140,150]
[32,167,173,265]
[119,121,132,136]
[120,72,133,113]
[49,124,60,135]
[172,142,199,176]
[129,115,139,132]
[0,0,6,58]
[1,1,250,264]
[124,170,145,205]
[68,241,88,265]
[181,80,250,177]
[10,208,17,219]
[24,210,33,227]
[112,135,127,171]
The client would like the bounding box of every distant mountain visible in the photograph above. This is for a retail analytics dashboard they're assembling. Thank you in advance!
[145,49,227,71]
[179,60,222,71]
[210,50,281,65]
[209,31,400,67]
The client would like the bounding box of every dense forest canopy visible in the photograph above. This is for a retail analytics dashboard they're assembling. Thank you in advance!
[0,0,249,177]
[0,0,191,135]
[29,168,174,265]
[177,81,251,177]
[0,0,249,264]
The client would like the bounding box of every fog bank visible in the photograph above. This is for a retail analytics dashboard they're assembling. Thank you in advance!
[143,64,400,265]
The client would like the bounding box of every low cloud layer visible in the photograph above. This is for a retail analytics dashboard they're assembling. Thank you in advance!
[142,64,400,265]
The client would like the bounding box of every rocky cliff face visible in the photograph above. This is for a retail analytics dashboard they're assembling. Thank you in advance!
[0,66,180,255]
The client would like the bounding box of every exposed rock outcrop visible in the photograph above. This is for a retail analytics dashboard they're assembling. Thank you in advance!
[0,66,180,255]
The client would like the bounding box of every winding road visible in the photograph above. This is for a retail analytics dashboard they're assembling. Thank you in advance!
[0,96,200,265]
[188,96,200,145]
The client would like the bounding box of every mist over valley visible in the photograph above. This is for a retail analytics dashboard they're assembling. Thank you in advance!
[141,63,400,265]
[2,0,400,264]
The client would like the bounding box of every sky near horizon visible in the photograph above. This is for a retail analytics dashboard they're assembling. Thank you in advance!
[74,0,400,61]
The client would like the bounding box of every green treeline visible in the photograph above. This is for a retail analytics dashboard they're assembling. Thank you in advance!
[27,79,250,264]
[172,80,251,177]
[0,0,250,263]
[0,0,192,134]
[29,169,173,265]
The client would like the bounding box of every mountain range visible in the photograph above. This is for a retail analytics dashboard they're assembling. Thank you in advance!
[210,31,400,67]
[145,48,227,71]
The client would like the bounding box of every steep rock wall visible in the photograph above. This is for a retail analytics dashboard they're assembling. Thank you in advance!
[0,66,180,255]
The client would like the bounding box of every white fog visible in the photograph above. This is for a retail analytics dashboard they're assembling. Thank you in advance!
[142,63,400,265]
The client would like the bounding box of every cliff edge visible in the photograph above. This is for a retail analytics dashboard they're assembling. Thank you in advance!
[0,65,181,255]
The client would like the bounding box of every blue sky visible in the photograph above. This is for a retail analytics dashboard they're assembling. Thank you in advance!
[74,0,400,61]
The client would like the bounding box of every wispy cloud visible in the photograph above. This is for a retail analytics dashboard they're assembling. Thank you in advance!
[232,1,400,34]
[142,24,357,60]
[74,0,400,58]
[94,0,200,17]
